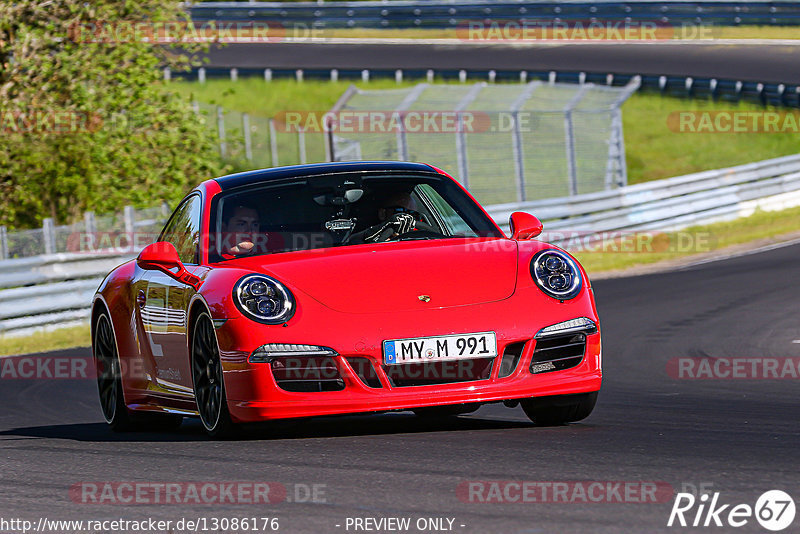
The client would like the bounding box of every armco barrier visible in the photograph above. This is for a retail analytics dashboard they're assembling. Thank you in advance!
[190,1,800,29]
[2,153,800,336]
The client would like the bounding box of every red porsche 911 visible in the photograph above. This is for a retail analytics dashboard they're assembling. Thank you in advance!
[91,161,601,437]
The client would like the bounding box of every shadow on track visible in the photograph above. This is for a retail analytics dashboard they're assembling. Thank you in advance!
[0,413,540,442]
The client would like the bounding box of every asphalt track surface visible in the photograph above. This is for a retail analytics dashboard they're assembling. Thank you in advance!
[202,41,800,84]
[1,242,799,533]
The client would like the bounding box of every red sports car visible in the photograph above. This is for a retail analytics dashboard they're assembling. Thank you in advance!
[92,161,601,437]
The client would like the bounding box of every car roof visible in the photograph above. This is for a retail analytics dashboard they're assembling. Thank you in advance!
[213,161,441,191]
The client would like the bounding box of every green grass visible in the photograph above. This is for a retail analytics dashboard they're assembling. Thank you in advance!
[170,78,417,118]
[0,325,90,357]
[623,94,800,183]
[574,205,800,274]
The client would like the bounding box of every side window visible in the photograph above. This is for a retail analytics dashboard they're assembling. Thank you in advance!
[414,184,478,237]
[159,195,203,264]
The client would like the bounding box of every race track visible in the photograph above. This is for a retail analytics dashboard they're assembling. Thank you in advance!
[202,41,800,83]
[1,241,798,533]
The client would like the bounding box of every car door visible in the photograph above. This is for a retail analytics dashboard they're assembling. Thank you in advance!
[141,194,203,400]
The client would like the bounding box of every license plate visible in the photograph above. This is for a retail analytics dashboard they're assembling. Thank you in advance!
[383,332,497,365]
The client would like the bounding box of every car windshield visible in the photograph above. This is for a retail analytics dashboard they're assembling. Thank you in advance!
[209,172,502,261]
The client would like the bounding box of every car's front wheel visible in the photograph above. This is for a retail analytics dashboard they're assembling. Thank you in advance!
[521,391,598,426]
[192,312,237,438]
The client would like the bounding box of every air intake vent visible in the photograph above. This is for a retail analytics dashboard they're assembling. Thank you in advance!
[270,356,345,392]
[498,341,526,378]
[345,357,383,388]
[530,334,586,374]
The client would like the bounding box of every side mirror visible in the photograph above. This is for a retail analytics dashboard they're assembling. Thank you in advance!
[137,242,202,289]
[509,212,543,240]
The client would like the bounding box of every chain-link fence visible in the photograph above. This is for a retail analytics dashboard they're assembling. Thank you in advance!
[330,79,639,206]
[196,102,328,169]
[0,205,172,260]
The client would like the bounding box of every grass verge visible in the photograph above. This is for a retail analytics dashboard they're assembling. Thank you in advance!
[0,325,90,357]
[573,205,800,274]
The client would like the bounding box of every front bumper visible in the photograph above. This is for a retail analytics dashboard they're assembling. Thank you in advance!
[216,286,602,422]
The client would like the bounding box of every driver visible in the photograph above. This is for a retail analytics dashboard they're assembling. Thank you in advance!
[221,203,261,256]
[353,192,419,244]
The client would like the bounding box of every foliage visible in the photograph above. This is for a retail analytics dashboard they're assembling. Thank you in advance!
[0,0,225,229]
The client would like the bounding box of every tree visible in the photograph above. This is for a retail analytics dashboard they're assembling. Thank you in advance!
[0,0,224,229]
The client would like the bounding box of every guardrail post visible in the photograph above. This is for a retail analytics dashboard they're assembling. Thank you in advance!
[330,69,338,82]
[361,70,369,83]
[216,107,227,157]
[43,218,56,255]
[395,69,403,84]
[198,67,206,83]
[243,113,253,161]
[426,70,434,83]
[230,68,238,82]
[0,226,8,260]
[163,67,171,82]
[269,118,279,167]
[296,69,304,82]
[264,68,272,82]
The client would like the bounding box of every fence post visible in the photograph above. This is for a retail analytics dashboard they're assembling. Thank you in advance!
[42,218,56,255]
[216,106,227,157]
[508,82,542,202]
[454,82,484,190]
[510,112,526,202]
[84,211,96,234]
[563,85,590,196]
[243,113,253,161]
[298,126,307,164]
[0,226,7,260]
[124,206,135,249]
[269,118,279,167]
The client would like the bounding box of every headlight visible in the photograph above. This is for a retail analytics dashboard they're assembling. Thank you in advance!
[233,274,295,324]
[530,249,582,300]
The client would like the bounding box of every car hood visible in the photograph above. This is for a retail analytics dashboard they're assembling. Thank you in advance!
[240,239,518,314]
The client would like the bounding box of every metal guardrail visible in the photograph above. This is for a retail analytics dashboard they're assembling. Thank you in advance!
[486,153,800,234]
[190,1,800,28]
[0,252,135,335]
[2,152,800,336]
[175,68,800,109]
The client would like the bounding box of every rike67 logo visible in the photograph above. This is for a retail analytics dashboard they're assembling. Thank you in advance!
[668,490,796,531]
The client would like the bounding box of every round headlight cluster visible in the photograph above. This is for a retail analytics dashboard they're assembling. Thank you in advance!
[233,274,295,324]
[530,249,582,300]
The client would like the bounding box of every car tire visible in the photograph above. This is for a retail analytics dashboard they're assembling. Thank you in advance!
[191,312,238,438]
[521,391,598,426]
[95,312,184,432]
[94,312,137,431]
[413,403,481,418]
